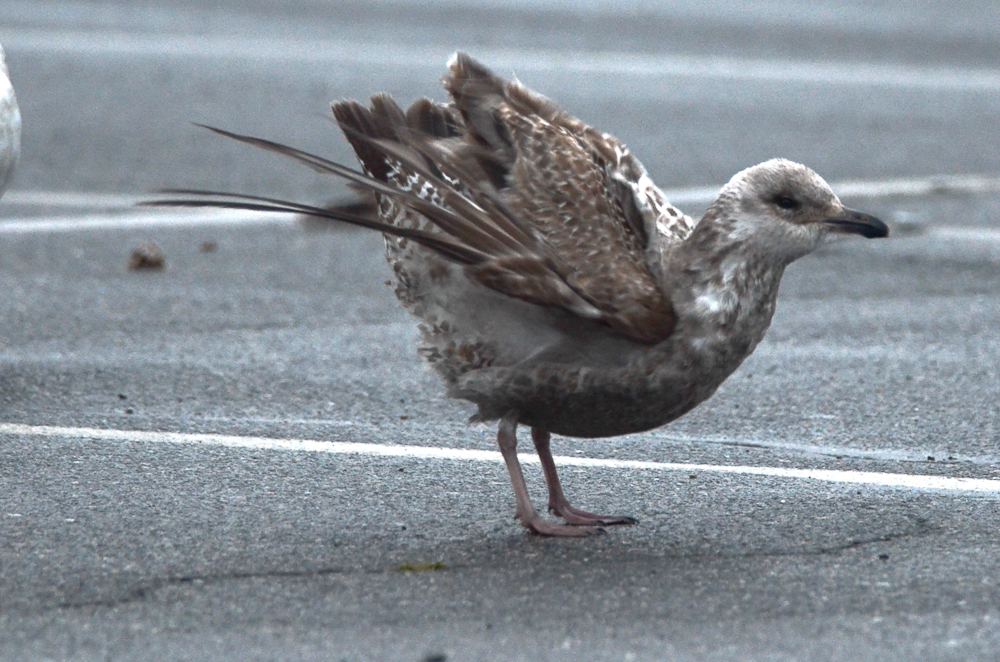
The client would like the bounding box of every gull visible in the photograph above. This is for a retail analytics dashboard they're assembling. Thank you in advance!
[150,53,888,537]
[0,42,20,199]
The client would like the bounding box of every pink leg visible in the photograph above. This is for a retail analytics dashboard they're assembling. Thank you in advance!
[531,428,637,527]
[496,414,602,537]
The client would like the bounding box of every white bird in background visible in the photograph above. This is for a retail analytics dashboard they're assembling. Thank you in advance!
[0,42,21,199]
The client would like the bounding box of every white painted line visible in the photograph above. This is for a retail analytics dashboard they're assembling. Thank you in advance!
[2,190,141,208]
[932,227,1000,242]
[0,209,294,234]
[5,29,1000,92]
[657,186,722,207]
[2,422,997,494]
[666,173,1000,206]
[834,173,1000,200]
[2,170,998,225]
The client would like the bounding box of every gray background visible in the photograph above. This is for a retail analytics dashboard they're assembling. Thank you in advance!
[1,1,1000,660]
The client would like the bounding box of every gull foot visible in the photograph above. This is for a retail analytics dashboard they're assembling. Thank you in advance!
[519,514,605,537]
[550,503,638,527]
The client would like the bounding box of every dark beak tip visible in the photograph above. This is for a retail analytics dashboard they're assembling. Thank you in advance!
[828,209,889,239]
[864,219,890,239]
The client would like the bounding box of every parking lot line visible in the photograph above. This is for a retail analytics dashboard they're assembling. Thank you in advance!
[0,209,293,233]
[5,28,1000,92]
[2,422,998,494]
[2,171,999,225]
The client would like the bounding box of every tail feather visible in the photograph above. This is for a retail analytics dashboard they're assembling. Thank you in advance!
[193,123,519,259]
[140,189,488,266]
[144,64,636,334]
[441,53,515,165]
[405,98,462,139]
[330,100,396,182]
[337,118,538,254]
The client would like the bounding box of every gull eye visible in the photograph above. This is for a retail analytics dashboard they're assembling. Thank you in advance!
[774,196,799,211]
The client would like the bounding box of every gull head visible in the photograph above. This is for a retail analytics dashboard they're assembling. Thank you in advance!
[706,158,888,263]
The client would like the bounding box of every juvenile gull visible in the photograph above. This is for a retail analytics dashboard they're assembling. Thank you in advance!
[151,53,888,537]
[0,42,20,199]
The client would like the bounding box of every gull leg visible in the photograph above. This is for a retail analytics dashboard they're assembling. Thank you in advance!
[531,428,638,527]
[497,414,602,537]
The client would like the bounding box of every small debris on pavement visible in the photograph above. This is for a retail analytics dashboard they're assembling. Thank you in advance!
[199,240,217,253]
[128,242,165,270]
[397,562,446,572]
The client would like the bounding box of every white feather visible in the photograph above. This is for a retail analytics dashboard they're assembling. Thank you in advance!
[0,42,21,199]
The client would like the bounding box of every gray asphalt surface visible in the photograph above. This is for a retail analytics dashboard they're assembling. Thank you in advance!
[2,1,1000,661]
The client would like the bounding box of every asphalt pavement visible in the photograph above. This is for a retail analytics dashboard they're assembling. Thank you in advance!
[1,2,1000,661]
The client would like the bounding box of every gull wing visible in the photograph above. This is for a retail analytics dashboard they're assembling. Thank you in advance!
[148,54,684,344]
[441,53,690,342]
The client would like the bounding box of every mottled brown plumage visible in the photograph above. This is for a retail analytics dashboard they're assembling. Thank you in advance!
[148,52,888,537]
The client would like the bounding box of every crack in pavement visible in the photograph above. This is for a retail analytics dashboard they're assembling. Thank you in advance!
[770,517,938,558]
[49,564,363,612]
[37,520,938,612]
[633,518,938,561]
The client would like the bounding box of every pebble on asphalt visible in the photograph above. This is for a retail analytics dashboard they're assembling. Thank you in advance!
[128,242,165,270]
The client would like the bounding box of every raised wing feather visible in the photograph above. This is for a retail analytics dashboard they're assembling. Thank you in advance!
[442,53,686,342]
[147,53,682,344]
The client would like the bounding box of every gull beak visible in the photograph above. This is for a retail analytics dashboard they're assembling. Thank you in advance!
[824,207,889,238]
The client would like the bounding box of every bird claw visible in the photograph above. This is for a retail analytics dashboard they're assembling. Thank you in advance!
[520,515,605,537]
[549,503,638,527]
